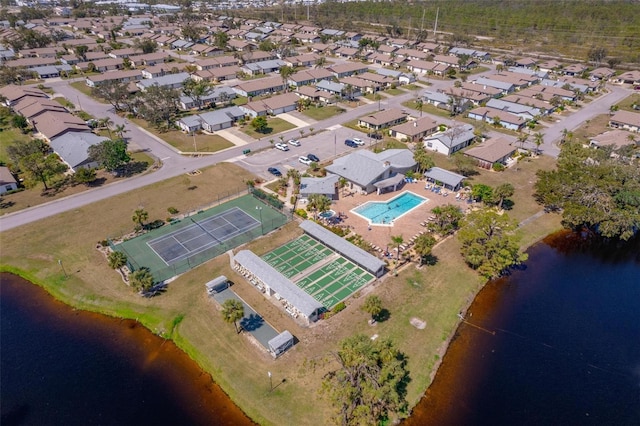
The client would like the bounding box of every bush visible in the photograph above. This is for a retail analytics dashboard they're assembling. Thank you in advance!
[492,163,505,172]
[167,206,178,214]
[290,195,296,205]
[295,208,308,218]
[333,302,346,313]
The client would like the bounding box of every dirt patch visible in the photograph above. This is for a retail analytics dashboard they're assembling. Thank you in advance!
[410,317,426,329]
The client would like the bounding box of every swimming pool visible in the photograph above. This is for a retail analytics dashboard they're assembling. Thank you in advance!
[352,191,427,225]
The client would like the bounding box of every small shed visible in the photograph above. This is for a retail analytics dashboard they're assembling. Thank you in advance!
[205,275,229,295]
[268,330,295,358]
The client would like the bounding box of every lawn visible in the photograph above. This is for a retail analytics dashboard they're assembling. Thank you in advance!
[301,105,346,121]
[384,87,405,96]
[54,97,76,109]
[239,117,296,139]
[129,118,234,153]
[615,93,640,111]
[0,159,562,425]
[0,115,32,164]
[401,100,451,119]
[70,81,95,98]
[232,96,248,106]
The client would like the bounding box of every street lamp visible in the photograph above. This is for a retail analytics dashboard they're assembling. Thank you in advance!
[58,259,68,278]
[256,206,263,234]
[268,371,273,392]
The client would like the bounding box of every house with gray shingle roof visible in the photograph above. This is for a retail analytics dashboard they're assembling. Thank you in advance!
[299,174,339,200]
[423,124,475,156]
[325,149,416,194]
[50,132,107,171]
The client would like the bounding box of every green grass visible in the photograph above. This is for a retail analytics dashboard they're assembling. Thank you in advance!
[401,100,451,119]
[70,81,95,98]
[239,117,296,139]
[54,97,76,109]
[384,88,405,96]
[129,118,234,153]
[301,105,346,121]
[232,96,248,106]
[0,119,32,164]
[615,93,640,112]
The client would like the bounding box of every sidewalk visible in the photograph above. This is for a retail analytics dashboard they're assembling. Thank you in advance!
[216,128,252,146]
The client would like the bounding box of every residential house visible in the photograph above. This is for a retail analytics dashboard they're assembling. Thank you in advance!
[463,137,516,169]
[141,63,189,79]
[299,175,339,200]
[486,98,543,120]
[407,59,449,76]
[423,167,466,191]
[423,124,475,156]
[195,55,239,70]
[233,77,286,98]
[86,70,142,87]
[589,67,615,81]
[13,98,68,122]
[136,72,190,91]
[31,111,90,141]
[563,63,588,77]
[519,85,576,102]
[49,132,108,171]
[327,62,368,78]
[490,71,539,89]
[287,68,333,88]
[325,149,416,195]
[240,92,299,118]
[434,54,476,70]
[460,82,503,99]
[470,77,515,95]
[609,110,640,133]
[339,76,373,95]
[467,107,526,131]
[589,130,638,149]
[295,86,333,104]
[130,52,169,67]
[613,70,640,85]
[241,59,287,76]
[0,85,48,106]
[177,86,237,110]
[199,106,245,132]
[0,166,17,195]
[421,90,452,110]
[375,68,415,85]
[537,59,563,74]
[502,95,555,115]
[76,57,124,72]
[283,53,322,68]
[192,66,240,83]
[514,57,538,69]
[108,48,143,59]
[389,116,438,143]
[315,80,345,97]
[242,51,275,64]
[357,108,408,131]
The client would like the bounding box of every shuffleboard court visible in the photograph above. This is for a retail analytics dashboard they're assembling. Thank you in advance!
[148,207,259,265]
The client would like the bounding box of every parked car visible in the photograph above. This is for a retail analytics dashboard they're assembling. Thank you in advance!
[288,139,301,146]
[298,156,312,165]
[267,167,282,176]
[345,139,358,148]
[368,132,383,140]
[307,153,320,163]
[352,137,365,146]
[275,142,289,151]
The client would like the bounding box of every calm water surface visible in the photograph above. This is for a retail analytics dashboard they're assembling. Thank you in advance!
[406,232,640,425]
[0,273,254,426]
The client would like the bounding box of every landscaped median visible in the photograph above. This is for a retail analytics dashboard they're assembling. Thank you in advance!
[0,161,562,424]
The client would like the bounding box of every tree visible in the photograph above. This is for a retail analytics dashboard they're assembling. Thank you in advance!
[390,234,404,262]
[307,193,331,219]
[251,116,268,134]
[413,233,437,266]
[6,139,47,166]
[472,184,494,204]
[415,98,423,117]
[107,250,127,273]
[11,114,28,133]
[181,25,204,42]
[413,141,435,174]
[278,65,294,92]
[516,132,529,150]
[533,132,544,155]
[132,208,148,229]
[458,209,528,279]
[494,183,515,209]
[534,142,640,241]
[322,335,409,425]
[130,267,154,293]
[588,46,607,67]
[451,152,476,176]
[88,138,130,172]
[221,299,244,334]
[134,38,157,54]
[74,167,97,185]
[362,295,382,322]
[16,148,67,190]
[428,204,464,236]
[74,44,88,61]
[91,79,131,113]
[182,78,212,109]
[137,85,180,129]
[213,31,229,49]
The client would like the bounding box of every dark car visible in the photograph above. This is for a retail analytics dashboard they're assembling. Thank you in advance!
[307,154,320,162]
[368,132,383,140]
[267,167,282,177]
[345,139,358,148]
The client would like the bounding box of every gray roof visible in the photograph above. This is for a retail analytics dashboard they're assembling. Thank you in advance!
[268,330,294,353]
[300,174,339,196]
[299,220,385,276]
[422,90,451,104]
[375,68,402,78]
[205,275,228,292]
[486,98,542,117]
[473,77,514,91]
[374,172,405,189]
[508,66,548,79]
[178,115,202,129]
[316,80,344,93]
[424,124,475,148]
[423,167,466,188]
[540,78,588,93]
[50,132,108,169]
[243,59,286,73]
[233,250,323,318]
[325,149,416,187]
[138,72,190,89]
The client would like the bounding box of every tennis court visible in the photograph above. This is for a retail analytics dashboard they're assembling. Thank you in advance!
[148,207,259,265]
[262,235,375,309]
[115,194,289,283]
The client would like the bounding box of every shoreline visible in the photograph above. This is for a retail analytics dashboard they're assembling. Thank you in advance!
[1,213,563,424]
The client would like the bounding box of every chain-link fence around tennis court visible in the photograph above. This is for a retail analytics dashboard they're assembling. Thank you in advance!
[111,193,291,283]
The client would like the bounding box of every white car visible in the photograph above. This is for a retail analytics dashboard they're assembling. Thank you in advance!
[288,139,301,147]
[275,143,289,151]
[352,137,365,146]
[298,156,312,165]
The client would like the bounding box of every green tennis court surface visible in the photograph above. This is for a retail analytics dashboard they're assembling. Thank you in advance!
[263,236,374,309]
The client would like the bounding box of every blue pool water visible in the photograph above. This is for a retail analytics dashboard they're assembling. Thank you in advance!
[319,210,335,219]
[352,191,427,225]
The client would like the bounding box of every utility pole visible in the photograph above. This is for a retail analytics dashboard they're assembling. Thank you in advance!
[433,7,439,38]
[58,259,68,278]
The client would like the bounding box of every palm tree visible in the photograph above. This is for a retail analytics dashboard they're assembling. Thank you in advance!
[307,194,331,219]
[390,234,404,262]
[114,123,127,139]
[533,132,544,155]
[221,299,244,334]
[516,133,529,150]
[415,98,423,117]
[132,208,148,229]
[99,117,113,138]
[108,251,127,273]
[130,267,154,293]
[338,177,347,197]
[362,295,382,323]
[494,183,514,210]
[413,234,436,266]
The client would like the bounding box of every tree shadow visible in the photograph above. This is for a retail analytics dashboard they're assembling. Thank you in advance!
[375,308,391,323]
[0,199,15,209]
[502,199,515,210]
[86,177,107,187]
[118,161,149,177]
[422,254,439,266]
[144,283,168,298]
[240,313,264,332]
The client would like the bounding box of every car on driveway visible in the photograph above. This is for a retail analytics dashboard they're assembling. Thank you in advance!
[288,139,301,146]
[345,139,358,148]
[268,167,282,176]
[307,153,320,163]
[275,143,289,151]
[298,156,312,165]
[352,137,365,146]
